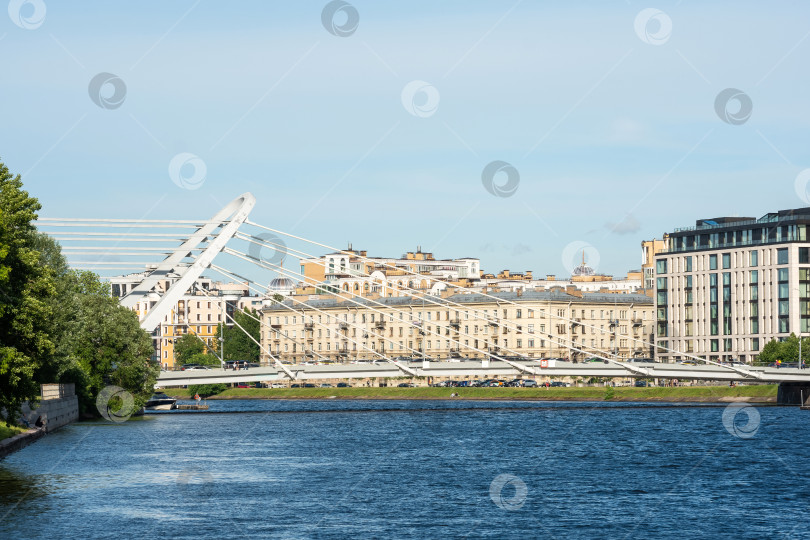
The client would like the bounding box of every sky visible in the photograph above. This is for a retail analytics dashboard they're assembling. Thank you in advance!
[2,0,810,282]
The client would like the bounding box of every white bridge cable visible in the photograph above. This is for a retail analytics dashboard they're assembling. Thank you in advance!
[212,262,650,379]
[242,222,758,379]
[208,264,417,376]
[193,285,296,380]
[208,265,422,369]
[186,279,329,363]
[210,264,431,374]
[218,250,649,376]
[39,217,217,224]
[233,232,631,361]
[222,246,537,376]
[230,235,652,374]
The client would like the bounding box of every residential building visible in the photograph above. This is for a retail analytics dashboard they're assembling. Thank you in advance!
[298,245,480,297]
[654,208,810,364]
[260,289,654,364]
[111,268,261,368]
[642,236,668,290]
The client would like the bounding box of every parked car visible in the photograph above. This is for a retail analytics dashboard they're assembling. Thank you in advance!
[635,380,649,387]
[303,383,316,388]
[180,363,201,371]
[185,365,210,370]
[549,381,568,387]
[336,382,351,388]
[522,380,538,387]
[583,357,609,364]
[630,358,655,364]
[290,384,301,388]
[270,383,285,388]
[319,383,333,388]
[236,384,251,388]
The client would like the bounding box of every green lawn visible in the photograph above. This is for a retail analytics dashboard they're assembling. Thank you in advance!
[167,384,779,402]
[0,423,28,441]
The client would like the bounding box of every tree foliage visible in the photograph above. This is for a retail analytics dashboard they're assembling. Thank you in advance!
[0,162,55,423]
[757,333,809,365]
[0,160,158,423]
[188,383,227,398]
[174,333,206,365]
[216,307,260,362]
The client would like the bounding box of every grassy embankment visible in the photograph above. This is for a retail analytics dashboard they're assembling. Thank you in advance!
[0,423,28,440]
[167,384,779,403]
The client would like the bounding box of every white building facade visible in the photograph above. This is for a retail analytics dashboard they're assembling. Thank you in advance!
[654,210,810,364]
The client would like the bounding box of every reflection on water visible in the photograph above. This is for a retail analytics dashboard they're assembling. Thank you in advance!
[1,400,809,539]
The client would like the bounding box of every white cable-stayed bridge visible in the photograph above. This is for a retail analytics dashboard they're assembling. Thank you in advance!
[38,193,810,404]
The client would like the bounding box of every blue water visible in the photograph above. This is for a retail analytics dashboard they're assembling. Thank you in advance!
[1,400,809,539]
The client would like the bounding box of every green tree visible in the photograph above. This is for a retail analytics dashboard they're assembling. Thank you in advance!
[188,383,227,398]
[69,271,158,411]
[758,333,810,366]
[0,162,56,424]
[216,307,260,362]
[187,352,220,367]
[174,333,206,365]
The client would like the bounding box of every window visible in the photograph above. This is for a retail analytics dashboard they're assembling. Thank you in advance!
[722,253,730,269]
[750,250,758,266]
[801,247,810,264]
[709,255,717,270]
[685,256,692,272]
[656,260,667,274]
[778,248,789,265]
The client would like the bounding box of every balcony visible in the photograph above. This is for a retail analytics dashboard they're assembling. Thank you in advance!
[374,320,386,329]
[304,322,314,329]
[632,319,643,327]
[339,322,349,330]
[449,318,461,327]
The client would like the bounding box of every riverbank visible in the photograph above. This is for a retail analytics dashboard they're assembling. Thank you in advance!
[168,384,778,403]
[0,426,44,460]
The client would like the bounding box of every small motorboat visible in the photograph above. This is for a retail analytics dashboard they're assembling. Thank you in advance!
[145,392,177,410]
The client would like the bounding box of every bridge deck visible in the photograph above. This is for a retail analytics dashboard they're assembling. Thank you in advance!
[155,360,809,387]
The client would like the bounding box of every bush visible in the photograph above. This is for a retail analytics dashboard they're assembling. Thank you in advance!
[188,383,227,398]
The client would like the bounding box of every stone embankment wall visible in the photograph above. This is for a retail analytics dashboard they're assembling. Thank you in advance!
[33,383,79,433]
[1,384,80,459]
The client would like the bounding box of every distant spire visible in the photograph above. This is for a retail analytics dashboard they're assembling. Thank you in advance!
[582,249,585,265]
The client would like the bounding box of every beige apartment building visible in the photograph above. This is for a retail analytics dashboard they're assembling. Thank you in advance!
[260,289,654,364]
[111,269,261,368]
[654,208,810,364]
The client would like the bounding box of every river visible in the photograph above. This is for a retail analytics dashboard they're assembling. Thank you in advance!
[1,400,808,539]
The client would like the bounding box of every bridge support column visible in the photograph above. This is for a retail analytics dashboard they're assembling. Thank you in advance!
[777,382,810,406]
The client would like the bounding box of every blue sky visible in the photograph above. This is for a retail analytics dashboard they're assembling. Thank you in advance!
[2,0,809,281]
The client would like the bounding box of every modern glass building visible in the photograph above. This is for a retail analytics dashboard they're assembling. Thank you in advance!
[655,208,810,363]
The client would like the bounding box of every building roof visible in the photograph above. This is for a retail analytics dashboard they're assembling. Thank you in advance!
[263,289,652,311]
